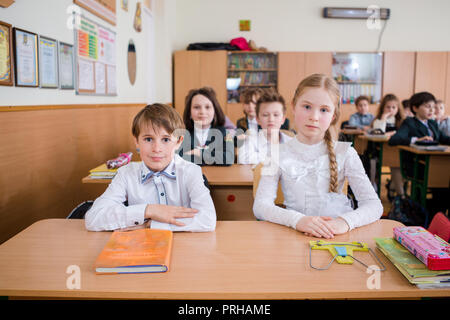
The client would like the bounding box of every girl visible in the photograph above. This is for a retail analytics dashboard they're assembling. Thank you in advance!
[435,100,450,136]
[372,94,406,197]
[238,89,293,164]
[372,94,405,136]
[253,74,383,238]
[178,87,234,166]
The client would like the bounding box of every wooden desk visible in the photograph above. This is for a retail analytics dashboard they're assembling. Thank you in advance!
[397,145,450,207]
[82,164,256,221]
[1,218,448,299]
[354,135,400,196]
[339,128,364,146]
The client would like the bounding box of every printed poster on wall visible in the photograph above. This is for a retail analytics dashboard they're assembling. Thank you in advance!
[74,15,116,96]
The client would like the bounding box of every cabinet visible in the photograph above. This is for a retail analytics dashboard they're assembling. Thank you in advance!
[173,50,227,117]
[278,52,332,126]
[414,52,448,102]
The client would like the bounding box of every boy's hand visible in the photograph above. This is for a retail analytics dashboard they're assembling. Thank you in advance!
[417,136,433,142]
[145,204,198,226]
[296,216,335,239]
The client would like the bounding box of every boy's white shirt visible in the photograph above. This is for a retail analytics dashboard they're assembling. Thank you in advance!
[238,130,293,164]
[85,155,216,232]
[253,138,383,231]
[247,117,259,132]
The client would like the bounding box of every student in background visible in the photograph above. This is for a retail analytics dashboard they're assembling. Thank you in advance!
[85,104,216,232]
[178,87,234,166]
[371,94,406,197]
[236,88,290,134]
[238,89,293,164]
[253,74,382,238]
[434,100,450,136]
[402,99,414,118]
[372,94,405,136]
[348,95,375,130]
[389,92,450,146]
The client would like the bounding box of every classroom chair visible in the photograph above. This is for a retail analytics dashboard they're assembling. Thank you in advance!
[67,201,94,219]
[428,212,450,242]
[253,162,284,206]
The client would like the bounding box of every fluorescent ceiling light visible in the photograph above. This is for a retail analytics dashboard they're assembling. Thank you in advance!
[323,7,390,20]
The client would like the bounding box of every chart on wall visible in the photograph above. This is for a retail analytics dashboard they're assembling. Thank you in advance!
[74,15,116,95]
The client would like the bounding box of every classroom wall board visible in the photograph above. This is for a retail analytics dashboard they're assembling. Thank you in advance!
[74,0,116,25]
[74,14,117,96]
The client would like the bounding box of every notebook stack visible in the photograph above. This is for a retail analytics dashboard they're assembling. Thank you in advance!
[375,226,450,289]
[88,163,117,179]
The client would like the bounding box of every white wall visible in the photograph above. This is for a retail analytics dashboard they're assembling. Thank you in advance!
[0,0,158,106]
[173,0,450,52]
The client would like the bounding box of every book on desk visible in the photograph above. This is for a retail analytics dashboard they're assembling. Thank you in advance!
[94,229,173,274]
[89,163,118,179]
[375,237,450,286]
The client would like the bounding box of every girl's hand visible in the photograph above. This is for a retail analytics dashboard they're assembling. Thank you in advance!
[327,218,350,235]
[296,216,335,239]
[145,204,198,226]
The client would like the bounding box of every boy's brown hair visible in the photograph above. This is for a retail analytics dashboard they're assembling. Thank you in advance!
[132,103,185,138]
[240,87,264,104]
[355,95,370,107]
[255,88,286,116]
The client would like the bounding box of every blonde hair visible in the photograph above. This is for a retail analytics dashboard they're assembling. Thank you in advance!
[292,73,341,193]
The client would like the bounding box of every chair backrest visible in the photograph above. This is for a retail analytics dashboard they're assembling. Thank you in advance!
[67,201,94,219]
[428,212,450,242]
[253,162,284,205]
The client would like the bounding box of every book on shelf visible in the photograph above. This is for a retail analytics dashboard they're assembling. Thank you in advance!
[94,229,173,274]
[374,237,450,285]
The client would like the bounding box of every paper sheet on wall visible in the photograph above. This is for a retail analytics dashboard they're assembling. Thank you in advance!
[106,64,116,94]
[78,58,94,90]
[95,61,106,94]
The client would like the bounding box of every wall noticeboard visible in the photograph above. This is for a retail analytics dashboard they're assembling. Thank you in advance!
[74,15,116,95]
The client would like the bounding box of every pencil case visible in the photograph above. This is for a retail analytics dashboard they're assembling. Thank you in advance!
[393,226,450,271]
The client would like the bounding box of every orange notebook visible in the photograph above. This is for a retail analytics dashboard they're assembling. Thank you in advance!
[94,229,173,274]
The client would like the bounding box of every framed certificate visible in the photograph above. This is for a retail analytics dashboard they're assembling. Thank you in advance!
[39,36,58,88]
[13,28,38,87]
[58,41,74,89]
[0,20,14,86]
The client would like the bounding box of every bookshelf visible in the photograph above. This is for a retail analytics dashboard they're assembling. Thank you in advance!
[227,52,278,103]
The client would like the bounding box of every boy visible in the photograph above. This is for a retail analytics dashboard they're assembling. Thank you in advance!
[348,95,375,130]
[236,88,289,133]
[85,104,216,232]
[389,92,450,146]
[238,89,293,164]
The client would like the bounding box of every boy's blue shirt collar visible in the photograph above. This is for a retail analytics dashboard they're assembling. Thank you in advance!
[140,158,176,184]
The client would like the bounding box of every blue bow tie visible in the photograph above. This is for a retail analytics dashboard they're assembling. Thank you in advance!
[141,169,176,184]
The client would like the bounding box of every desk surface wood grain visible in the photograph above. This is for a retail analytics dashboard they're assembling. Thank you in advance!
[0,219,448,299]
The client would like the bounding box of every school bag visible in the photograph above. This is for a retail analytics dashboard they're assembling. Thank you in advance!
[387,195,429,228]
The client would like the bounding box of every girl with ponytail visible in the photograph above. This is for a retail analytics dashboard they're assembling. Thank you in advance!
[253,74,382,238]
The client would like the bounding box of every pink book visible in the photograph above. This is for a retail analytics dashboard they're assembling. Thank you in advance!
[393,226,450,271]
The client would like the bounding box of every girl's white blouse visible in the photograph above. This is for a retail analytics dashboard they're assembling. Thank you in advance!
[253,138,383,230]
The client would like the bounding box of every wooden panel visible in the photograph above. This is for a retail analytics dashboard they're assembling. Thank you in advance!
[278,52,306,127]
[304,52,332,77]
[173,51,200,116]
[0,104,144,244]
[226,102,244,125]
[211,187,255,221]
[199,51,227,112]
[445,52,450,116]
[382,52,415,102]
[414,52,448,100]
